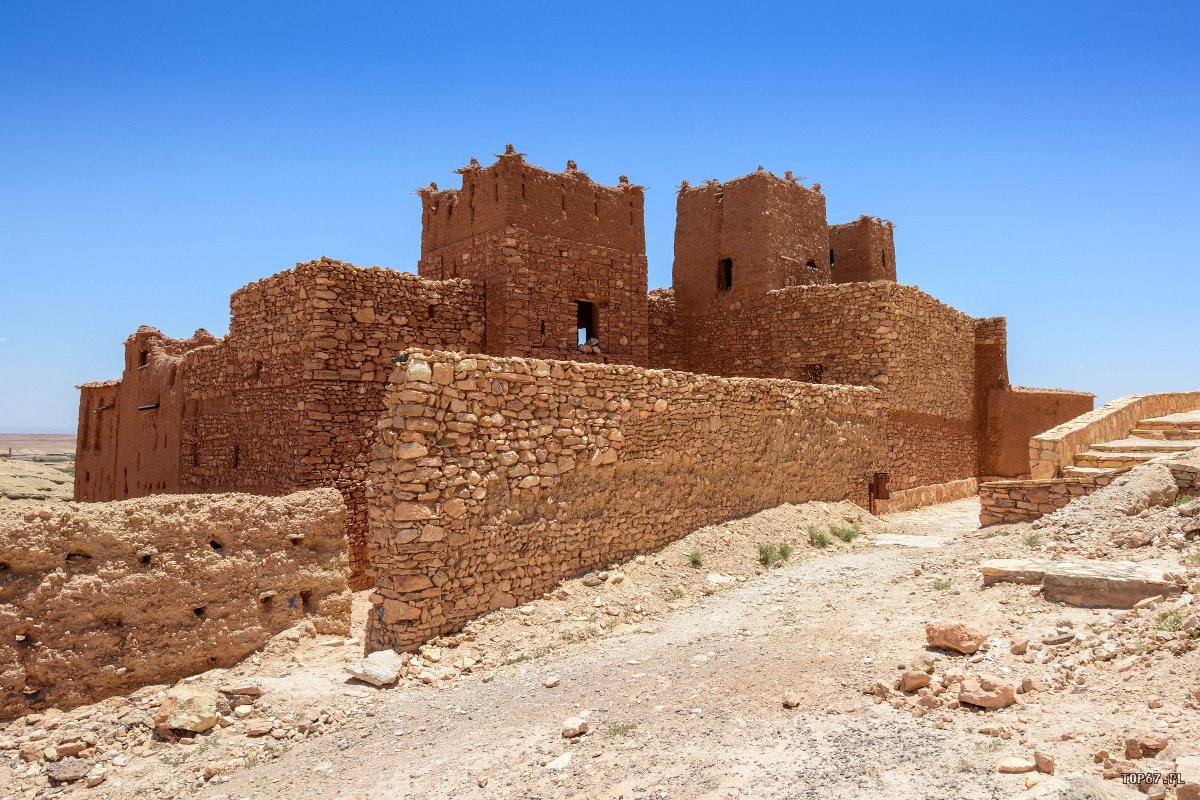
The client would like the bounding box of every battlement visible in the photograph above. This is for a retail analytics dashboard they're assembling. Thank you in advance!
[418,145,645,256]
[829,215,896,284]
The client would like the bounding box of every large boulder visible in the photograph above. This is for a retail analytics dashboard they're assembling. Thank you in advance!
[958,673,1016,710]
[345,649,404,687]
[154,685,219,735]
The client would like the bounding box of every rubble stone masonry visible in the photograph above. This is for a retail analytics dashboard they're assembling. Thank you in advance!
[0,489,349,720]
[365,351,886,651]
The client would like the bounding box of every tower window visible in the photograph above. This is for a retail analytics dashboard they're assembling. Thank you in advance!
[882,251,887,267]
[138,350,149,368]
[575,301,597,345]
[829,249,836,267]
[718,258,733,291]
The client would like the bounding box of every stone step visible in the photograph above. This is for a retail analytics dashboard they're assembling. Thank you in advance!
[1129,427,1200,441]
[1072,450,1161,469]
[1091,437,1200,453]
[1061,465,1119,478]
[1136,410,1200,431]
[980,558,1182,608]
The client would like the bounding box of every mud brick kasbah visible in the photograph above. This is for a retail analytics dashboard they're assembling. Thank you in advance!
[76,145,1093,640]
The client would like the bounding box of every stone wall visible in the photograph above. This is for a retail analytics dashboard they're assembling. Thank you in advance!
[0,489,349,720]
[978,473,1119,526]
[365,351,887,651]
[1030,391,1200,478]
[78,260,486,587]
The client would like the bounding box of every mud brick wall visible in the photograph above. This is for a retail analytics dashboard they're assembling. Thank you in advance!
[0,489,349,720]
[75,328,217,502]
[419,151,645,256]
[828,216,896,284]
[982,387,1095,479]
[673,171,830,317]
[979,474,1117,526]
[365,350,886,651]
[419,228,647,365]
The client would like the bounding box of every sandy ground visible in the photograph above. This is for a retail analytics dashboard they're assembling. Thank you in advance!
[0,435,75,460]
[13,495,1190,799]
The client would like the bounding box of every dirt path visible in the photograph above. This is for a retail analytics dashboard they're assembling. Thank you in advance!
[9,497,1170,799]
[189,499,1131,800]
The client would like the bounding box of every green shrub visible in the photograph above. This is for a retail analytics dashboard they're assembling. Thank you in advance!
[808,527,832,548]
[687,549,703,567]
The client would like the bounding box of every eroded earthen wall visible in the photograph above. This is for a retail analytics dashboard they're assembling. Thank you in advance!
[0,489,349,720]
[365,351,887,650]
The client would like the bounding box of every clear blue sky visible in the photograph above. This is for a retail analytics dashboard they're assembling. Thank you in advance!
[2,1,1197,432]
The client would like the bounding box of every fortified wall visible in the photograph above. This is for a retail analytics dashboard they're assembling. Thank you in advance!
[365,351,885,649]
[76,147,1092,592]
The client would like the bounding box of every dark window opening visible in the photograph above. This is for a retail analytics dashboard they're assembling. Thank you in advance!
[300,591,316,614]
[882,251,888,267]
[253,361,263,378]
[575,301,597,346]
[718,258,733,291]
[829,249,836,268]
[138,350,149,368]
[806,259,816,271]
[561,190,566,212]
[209,539,224,551]
[190,443,199,468]
[66,551,91,562]
[193,606,206,618]
[539,321,546,336]
[805,364,826,383]
[232,445,240,469]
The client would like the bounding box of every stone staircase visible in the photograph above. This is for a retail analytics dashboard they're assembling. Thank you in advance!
[1060,410,1200,478]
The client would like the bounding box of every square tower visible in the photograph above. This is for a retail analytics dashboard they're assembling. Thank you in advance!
[828,215,897,283]
[672,168,830,316]
[417,146,648,364]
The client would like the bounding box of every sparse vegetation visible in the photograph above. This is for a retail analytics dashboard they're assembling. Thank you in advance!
[504,647,551,665]
[1157,610,1185,633]
[1185,551,1200,567]
[686,549,703,567]
[1022,531,1043,548]
[602,722,638,737]
[808,526,832,548]
[1175,494,1195,507]
[830,523,860,543]
[667,587,685,601]
[758,540,796,566]
[933,578,952,591]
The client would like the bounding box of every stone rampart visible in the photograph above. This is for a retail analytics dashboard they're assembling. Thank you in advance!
[365,351,886,650]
